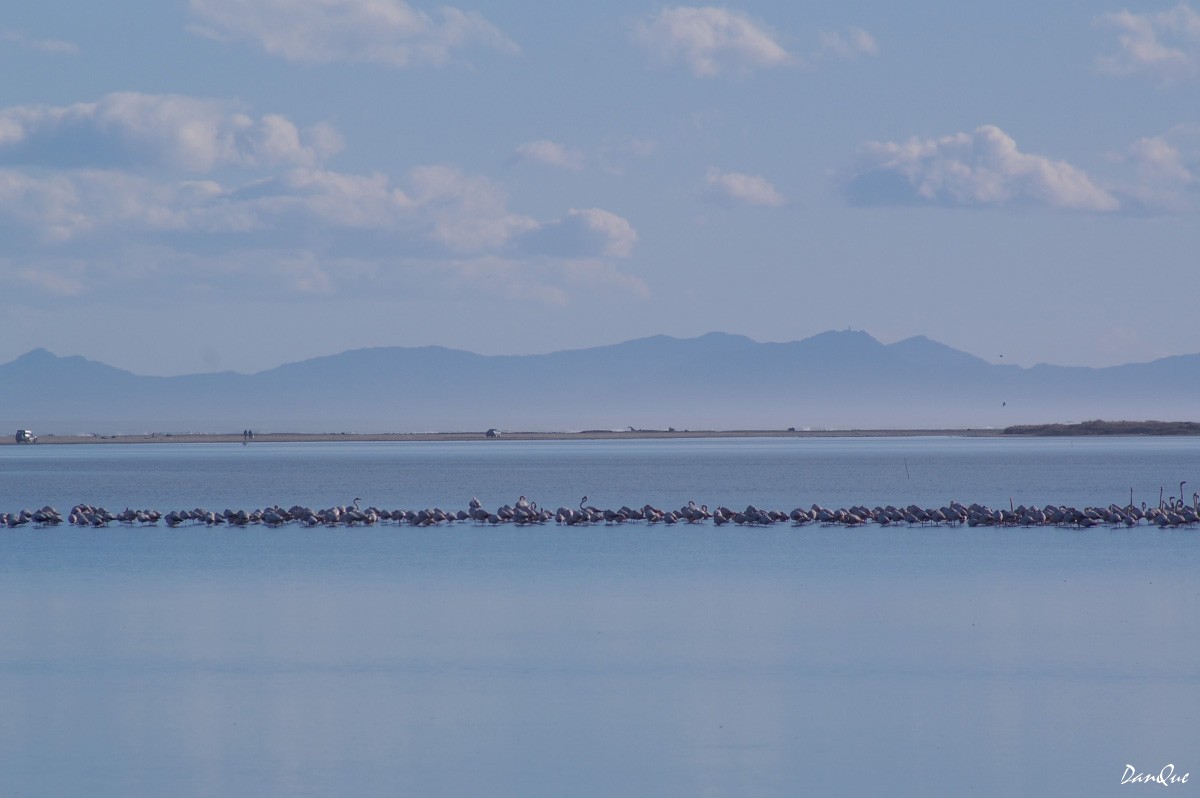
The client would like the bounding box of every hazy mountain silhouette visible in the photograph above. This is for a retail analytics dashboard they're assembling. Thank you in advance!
[2,332,1197,434]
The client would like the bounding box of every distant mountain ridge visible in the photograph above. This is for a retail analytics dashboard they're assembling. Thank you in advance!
[1,332,1197,434]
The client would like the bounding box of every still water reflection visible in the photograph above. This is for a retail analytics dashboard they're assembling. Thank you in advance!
[2,435,1199,511]
[0,439,1196,797]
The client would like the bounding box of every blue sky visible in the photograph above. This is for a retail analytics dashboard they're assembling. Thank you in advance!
[1,1,1197,375]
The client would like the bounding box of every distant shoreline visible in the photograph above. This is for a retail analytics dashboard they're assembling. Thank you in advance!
[6,420,1197,445]
[6,428,1006,445]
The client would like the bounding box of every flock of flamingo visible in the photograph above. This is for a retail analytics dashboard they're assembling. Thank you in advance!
[3,486,1200,530]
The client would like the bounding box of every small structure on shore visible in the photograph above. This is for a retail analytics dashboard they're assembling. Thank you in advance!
[15,430,36,444]
[485,428,500,438]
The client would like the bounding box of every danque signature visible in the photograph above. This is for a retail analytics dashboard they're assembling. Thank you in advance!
[1122,764,1190,786]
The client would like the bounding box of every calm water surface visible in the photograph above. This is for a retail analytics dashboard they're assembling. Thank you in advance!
[3,435,1200,510]
[1,438,1197,797]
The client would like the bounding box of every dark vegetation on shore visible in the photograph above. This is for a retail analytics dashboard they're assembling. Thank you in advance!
[1003,420,1200,436]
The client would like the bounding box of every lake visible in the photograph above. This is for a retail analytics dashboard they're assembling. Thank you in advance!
[0,437,1197,797]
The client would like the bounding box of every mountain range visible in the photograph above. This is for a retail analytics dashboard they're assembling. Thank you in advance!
[1,331,1197,434]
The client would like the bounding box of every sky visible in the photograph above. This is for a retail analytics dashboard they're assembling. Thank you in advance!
[0,0,1197,376]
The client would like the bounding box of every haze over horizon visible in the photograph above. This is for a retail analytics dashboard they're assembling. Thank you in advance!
[2,1,1197,376]
[5,330,1199,435]
[4,327,1197,379]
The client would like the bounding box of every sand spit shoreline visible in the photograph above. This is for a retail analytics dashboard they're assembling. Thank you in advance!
[4,428,1005,445]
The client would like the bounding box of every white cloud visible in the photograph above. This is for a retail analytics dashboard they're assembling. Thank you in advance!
[0,93,341,172]
[632,6,794,77]
[230,168,416,230]
[0,168,258,241]
[0,30,78,55]
[1096,3,1200,82]
[518,208,639,258]
[408,164,537,252]
[568,208,638,256]
[0,159,643,267]
[0,87,638,301]
[513,140,585,170]
[0,164,512,249]
[816,27,878,59]
[1130,132,1195,185]
[1111,124,1200,209]
[0,163,645,305]
[704,167,786,207]
[845,125,1119,212]
[189,0,519,67]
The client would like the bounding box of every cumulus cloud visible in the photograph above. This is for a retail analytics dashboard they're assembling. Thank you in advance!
[227,168,416,231]
[844,125,1119,212]
[0,89,638,303]
[0,168,262,242]
[189,0,519,67]
[0,164,512,249]
[0,170,149,242]
[1111,124,1200,209]
[0,30,78,55]
[0,156,643,267]
[1096,3,1200,82]
[406,164,538,252]
[0,93,341,172]
[517,208,639,258]
[632,6,794,76]
[703,167,786,207]
[0,164,645,307]
[512,139,585,170]
[1129,130,1196,185]
[815,27,878,59]
[567,208,639,256]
